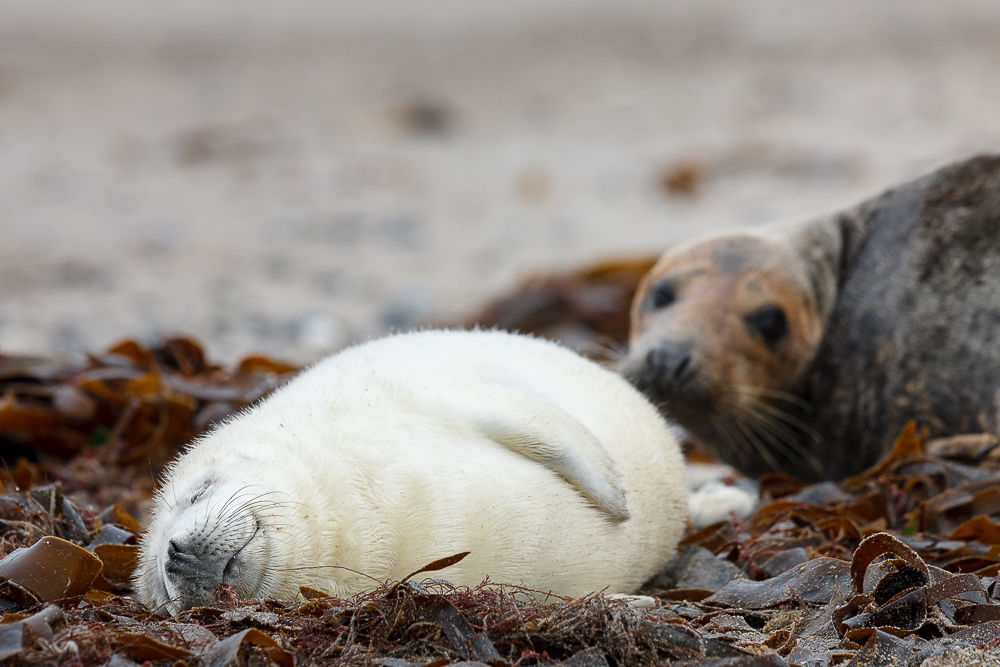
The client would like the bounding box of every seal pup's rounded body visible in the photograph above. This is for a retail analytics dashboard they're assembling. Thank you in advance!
[622,154,1000,481]
[135,329,687,614]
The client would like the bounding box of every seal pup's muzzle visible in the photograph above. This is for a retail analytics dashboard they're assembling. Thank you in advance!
[147,476,271,614]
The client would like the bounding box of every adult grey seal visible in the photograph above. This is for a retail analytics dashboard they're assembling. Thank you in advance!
[134,329,687,614]
[622,154,1000,481]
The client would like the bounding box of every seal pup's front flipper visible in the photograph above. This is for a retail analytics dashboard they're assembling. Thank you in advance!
[447,384,631,522]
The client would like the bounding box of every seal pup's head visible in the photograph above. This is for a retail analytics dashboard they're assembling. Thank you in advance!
[134,458,296,615]
[621,219,841,478]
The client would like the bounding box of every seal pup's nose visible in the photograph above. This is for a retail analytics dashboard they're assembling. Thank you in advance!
[165,538,222,580]
[163,536,235,610]
[165,539,200,573]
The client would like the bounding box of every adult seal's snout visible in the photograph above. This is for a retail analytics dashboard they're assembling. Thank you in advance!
[646,345,694,388]
[623,343,697,399]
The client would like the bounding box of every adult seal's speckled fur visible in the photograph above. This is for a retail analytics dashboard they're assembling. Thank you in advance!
[135,329,687,614]
[622,154,1000,482]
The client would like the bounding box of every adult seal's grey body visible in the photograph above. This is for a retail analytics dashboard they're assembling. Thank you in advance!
[135,329,687,614]
[623,154,1000,481]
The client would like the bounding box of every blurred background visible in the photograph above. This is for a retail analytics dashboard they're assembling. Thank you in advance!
[1,0,998,363]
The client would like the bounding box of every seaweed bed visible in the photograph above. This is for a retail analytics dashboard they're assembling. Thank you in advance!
[1,261,1000,666]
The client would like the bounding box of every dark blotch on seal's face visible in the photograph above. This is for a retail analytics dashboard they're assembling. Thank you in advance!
[621,235,826,479]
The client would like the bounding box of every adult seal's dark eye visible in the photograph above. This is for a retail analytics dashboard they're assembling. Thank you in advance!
[746,305,788,345]
[649,282,676,310]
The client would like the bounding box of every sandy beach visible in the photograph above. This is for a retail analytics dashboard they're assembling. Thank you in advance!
[1,0,998,363]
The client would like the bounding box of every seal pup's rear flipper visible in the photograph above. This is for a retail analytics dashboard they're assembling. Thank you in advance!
[447,384,630,522]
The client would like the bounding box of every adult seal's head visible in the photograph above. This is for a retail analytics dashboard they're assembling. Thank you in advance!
[622,154,1000,482]
[620,220,841,479]
[135,329,688,614]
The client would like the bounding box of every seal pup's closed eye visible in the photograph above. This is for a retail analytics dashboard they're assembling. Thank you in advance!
[135,329,687,614]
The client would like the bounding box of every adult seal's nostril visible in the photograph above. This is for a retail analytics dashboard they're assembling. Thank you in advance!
[644,348,666,383]
[671,351,692,381]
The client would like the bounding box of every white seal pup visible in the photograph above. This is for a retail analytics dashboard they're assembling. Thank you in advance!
[134,329,688,614]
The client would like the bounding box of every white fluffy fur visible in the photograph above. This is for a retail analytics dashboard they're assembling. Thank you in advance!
[134,329,688,614]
